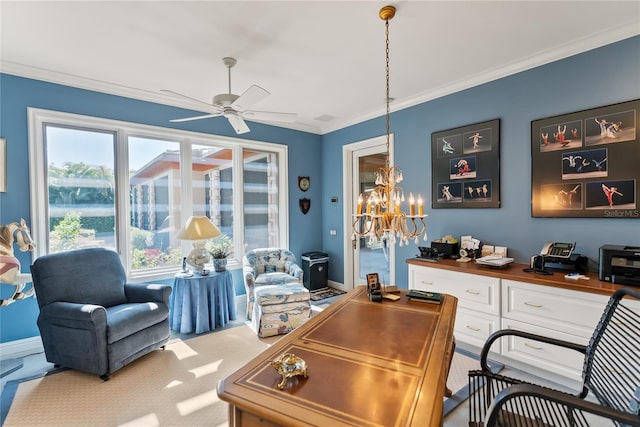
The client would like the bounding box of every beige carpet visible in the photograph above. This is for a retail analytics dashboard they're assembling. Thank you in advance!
[3,326,492,426]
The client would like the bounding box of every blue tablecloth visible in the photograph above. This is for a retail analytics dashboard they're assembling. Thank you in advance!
[170,271,237,334]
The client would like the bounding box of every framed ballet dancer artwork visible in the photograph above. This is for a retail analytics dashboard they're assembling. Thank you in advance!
[531,99,640,218]
[431,119,500,209]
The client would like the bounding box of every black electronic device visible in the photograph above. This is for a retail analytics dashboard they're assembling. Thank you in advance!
[540,241,576,259]
[430,241,459,259]
[599,245,640,286]
[524,242,587,275]
[418,246,442,260]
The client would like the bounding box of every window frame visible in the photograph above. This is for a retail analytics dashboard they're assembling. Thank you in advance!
[28,107,289,281]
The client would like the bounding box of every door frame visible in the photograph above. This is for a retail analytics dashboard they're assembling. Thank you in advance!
[342,134,395,290]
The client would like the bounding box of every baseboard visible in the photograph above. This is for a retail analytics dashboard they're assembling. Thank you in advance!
[328,280,347,292]
[0,336,44,360]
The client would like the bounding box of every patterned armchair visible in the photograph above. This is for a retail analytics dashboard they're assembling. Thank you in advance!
[242,248,303,320]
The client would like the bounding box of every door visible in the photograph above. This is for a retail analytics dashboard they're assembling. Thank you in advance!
[343,135,394,290]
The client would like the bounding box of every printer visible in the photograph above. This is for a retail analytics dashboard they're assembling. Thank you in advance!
[599,245,640,286]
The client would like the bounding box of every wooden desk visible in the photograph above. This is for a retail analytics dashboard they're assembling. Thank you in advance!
[217,286,458,427]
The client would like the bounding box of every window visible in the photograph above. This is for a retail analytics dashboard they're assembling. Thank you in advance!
[29,108,289,280]
[44,125,117,253]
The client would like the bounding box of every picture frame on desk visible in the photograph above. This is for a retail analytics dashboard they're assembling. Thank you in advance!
[531,99,639,218]
[431,119,500,209]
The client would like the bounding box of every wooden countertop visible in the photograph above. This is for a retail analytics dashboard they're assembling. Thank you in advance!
[217,286,458,427]
[406,257,628,296]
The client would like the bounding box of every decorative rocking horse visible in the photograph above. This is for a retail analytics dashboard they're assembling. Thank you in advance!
[0,218,37,307]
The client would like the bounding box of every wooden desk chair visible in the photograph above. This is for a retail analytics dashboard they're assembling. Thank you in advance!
[468,287,640,427]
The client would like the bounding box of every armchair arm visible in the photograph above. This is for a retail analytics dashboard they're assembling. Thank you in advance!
[480,329,587,372]
[243,265,256,290]
[288,262,303,281]
[39,301,107,329]
[485,383,640,427]
[125,283,171,305]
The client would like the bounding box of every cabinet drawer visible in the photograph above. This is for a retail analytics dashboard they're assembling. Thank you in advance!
[501,318,586,383]
[454,308,500,348]
[409,265,499,315]
[502,280,609,339]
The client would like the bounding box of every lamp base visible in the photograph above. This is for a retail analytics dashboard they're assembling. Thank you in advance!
[186,241,211,275]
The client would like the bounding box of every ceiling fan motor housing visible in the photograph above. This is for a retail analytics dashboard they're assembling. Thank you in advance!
[213,93,240,108]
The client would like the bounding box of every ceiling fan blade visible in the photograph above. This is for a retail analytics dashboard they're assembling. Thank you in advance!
[170,113,221,123]
[226,114,251,134]
[232,85,269,111]
[243,110,297,123]
[160,89,217,108]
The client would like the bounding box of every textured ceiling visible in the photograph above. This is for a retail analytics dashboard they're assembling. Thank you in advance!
[1,1,639,134]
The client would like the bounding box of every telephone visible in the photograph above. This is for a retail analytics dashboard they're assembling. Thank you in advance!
[540,241,576,259]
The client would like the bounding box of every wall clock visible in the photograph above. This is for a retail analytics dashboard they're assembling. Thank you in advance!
[298,176,310,192]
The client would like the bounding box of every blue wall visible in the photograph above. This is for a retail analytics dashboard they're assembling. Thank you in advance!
[1,36,639,344]
[322,36,640,285]
[0,75,323,342]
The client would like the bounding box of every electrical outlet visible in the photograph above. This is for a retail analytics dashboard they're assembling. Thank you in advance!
[329,229,337,236]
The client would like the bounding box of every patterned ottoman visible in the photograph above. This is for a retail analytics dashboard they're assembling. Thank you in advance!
[252,284,311,338]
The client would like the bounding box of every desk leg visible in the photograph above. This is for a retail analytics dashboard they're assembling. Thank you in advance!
[444,336,456,398]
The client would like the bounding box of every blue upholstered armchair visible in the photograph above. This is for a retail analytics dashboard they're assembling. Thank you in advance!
[30,248,172,380]
[242,248,303,319]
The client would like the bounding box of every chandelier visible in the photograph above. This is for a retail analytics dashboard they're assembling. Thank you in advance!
[352,5,428,247]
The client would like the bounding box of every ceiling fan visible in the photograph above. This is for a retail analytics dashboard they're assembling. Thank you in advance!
[162,57,296,134]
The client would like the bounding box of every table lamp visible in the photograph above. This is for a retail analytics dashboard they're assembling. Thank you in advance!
[177,216,221,275]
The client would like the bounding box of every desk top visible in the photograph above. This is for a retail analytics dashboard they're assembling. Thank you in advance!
[217,286,458,427]
[407,257,627,296]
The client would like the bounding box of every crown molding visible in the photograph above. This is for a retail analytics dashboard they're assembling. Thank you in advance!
[0,61,322,135]
[320,25,640,135]
[2,24,637,136]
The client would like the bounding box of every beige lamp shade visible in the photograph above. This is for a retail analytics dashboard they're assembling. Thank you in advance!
[177,216,221,240]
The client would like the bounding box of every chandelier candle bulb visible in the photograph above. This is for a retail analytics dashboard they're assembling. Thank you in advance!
[357,194,364,215]
[418,195,424,216]
[409,193,416,216]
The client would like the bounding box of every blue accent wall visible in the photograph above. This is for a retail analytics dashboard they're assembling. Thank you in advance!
[322,36,640,285]
[1,36,639,344]
[0,75,322,343]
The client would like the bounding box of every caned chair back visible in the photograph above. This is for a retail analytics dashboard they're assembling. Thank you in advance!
[582,287,640,417]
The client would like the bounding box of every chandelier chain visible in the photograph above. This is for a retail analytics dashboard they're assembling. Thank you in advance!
[385,17,391,169]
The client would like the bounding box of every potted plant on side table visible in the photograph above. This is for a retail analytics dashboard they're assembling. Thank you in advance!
[206,234,234,272]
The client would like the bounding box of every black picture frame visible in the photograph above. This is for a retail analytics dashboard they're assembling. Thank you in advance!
[431,119,500,209]
[531,99,639,218]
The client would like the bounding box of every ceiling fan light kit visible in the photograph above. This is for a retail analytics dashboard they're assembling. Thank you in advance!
[163,57,296,134]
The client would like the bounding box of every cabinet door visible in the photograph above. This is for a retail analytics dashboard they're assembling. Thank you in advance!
[455,308,500,348]
[501,318,586,383]
[502,280,609,339]
[409,265,500,316]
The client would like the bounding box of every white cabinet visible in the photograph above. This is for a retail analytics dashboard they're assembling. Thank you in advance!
[500,280,609,382]
[407,261,618,382]
[408,264,500,347]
